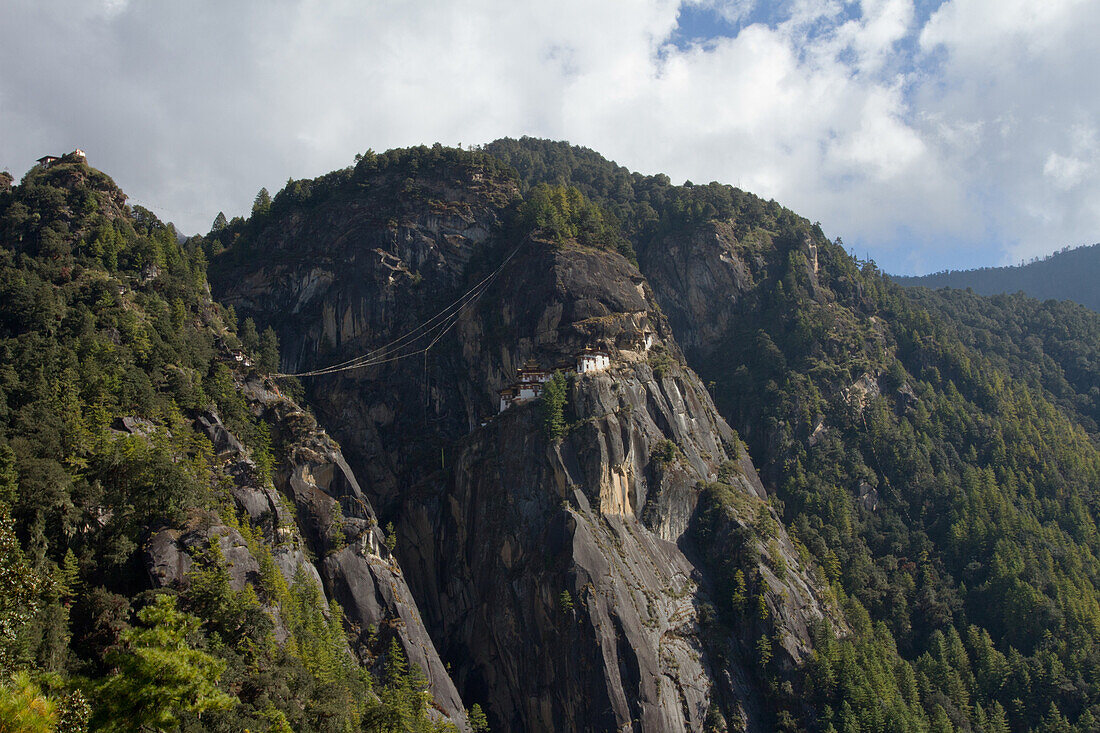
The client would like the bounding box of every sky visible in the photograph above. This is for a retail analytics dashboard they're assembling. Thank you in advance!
[1,0,1098,275]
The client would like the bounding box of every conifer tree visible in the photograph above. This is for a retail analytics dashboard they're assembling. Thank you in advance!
[252,188,272,215]
[540,372,567,442]
[259,326,280,372]
[240,317,260,354]
[92,595,234,731]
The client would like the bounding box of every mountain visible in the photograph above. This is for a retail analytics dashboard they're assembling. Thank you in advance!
[208,145,834,731]
[0,152,466,731]
[892,243,1100,311]
[3,141,1100,732]
[481,138,1100,731]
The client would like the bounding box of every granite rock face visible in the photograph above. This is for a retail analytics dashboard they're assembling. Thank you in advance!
[243,377,468,725]
[144,372,469,729]
[637,220,757,359]
[211,159,836,731]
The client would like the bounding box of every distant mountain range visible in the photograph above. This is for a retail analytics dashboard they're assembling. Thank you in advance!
[893,242,1100,311]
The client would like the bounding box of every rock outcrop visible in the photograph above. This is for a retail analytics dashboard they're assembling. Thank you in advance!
[211,157,834,731]
[144,371,469,728]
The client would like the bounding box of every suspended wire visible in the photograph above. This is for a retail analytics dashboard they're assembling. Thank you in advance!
[276,281,486,378]
[282,246,518,377]
[273,244,521,378]
[290,249,511,375]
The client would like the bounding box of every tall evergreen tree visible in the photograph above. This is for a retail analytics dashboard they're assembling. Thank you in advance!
[92,595,234,731]
[259,326,280,373]
[252,188,272,216]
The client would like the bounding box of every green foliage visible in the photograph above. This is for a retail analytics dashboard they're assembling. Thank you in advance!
[0,154,450,733]
[252,188,272,216]
[540,371,568,442]
[208,143,516,263]
[0,672,55,732]
[516,183,634,261]
[650,438,678,466]
[558,590,574,613]
[93,594,235,731]
[648,345,675,378]
[485,136,778,244]
[180,539,270,646]
[11,137,1100,732]
[360,639,455,733]
[384,522,397,554]
[240,317,260,354]
[282,567,353,686]
[483,138,1100,731]
[467,703,490,732]
[0,510,48,674]
[259,326,280,372]
[755,635,773,668]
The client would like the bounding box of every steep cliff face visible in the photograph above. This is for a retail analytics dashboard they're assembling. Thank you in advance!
[637,220,827,364]
[143,370,469,727]
[637,220,756,359]
[211,153,838,730]
[244,377,468,723]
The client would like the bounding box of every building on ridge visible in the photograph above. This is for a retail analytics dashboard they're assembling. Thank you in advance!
[36,150,86,169]
[230,349,253,367]
[498,350,614,413]
[576,348,611,374]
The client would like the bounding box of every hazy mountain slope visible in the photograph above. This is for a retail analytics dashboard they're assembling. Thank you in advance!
[893,243,1100,312]
[902,288,1100,432]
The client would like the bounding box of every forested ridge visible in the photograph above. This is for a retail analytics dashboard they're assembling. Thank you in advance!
[483,137,1100,731]
[0,155,464,731]
[892,243,1100,312]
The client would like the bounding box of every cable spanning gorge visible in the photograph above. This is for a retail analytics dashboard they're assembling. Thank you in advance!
[273,244,524,378]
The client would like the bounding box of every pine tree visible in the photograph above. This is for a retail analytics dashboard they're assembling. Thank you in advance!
[210,212,227,232]
[756,635,773,667]
[252,188,272,216]
[259,327,279,373]
[92,595,234,731]
[540,372,567,442]
[468,703,490,732]
[0,511,45,673]
[0,445,16,507]
[240,317,260,354]
[0,672,56,732]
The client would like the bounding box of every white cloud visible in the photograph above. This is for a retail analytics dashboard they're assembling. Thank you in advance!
[0,0,1097,272]
[1044,153,1090,191]
[915,0,1100,265]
